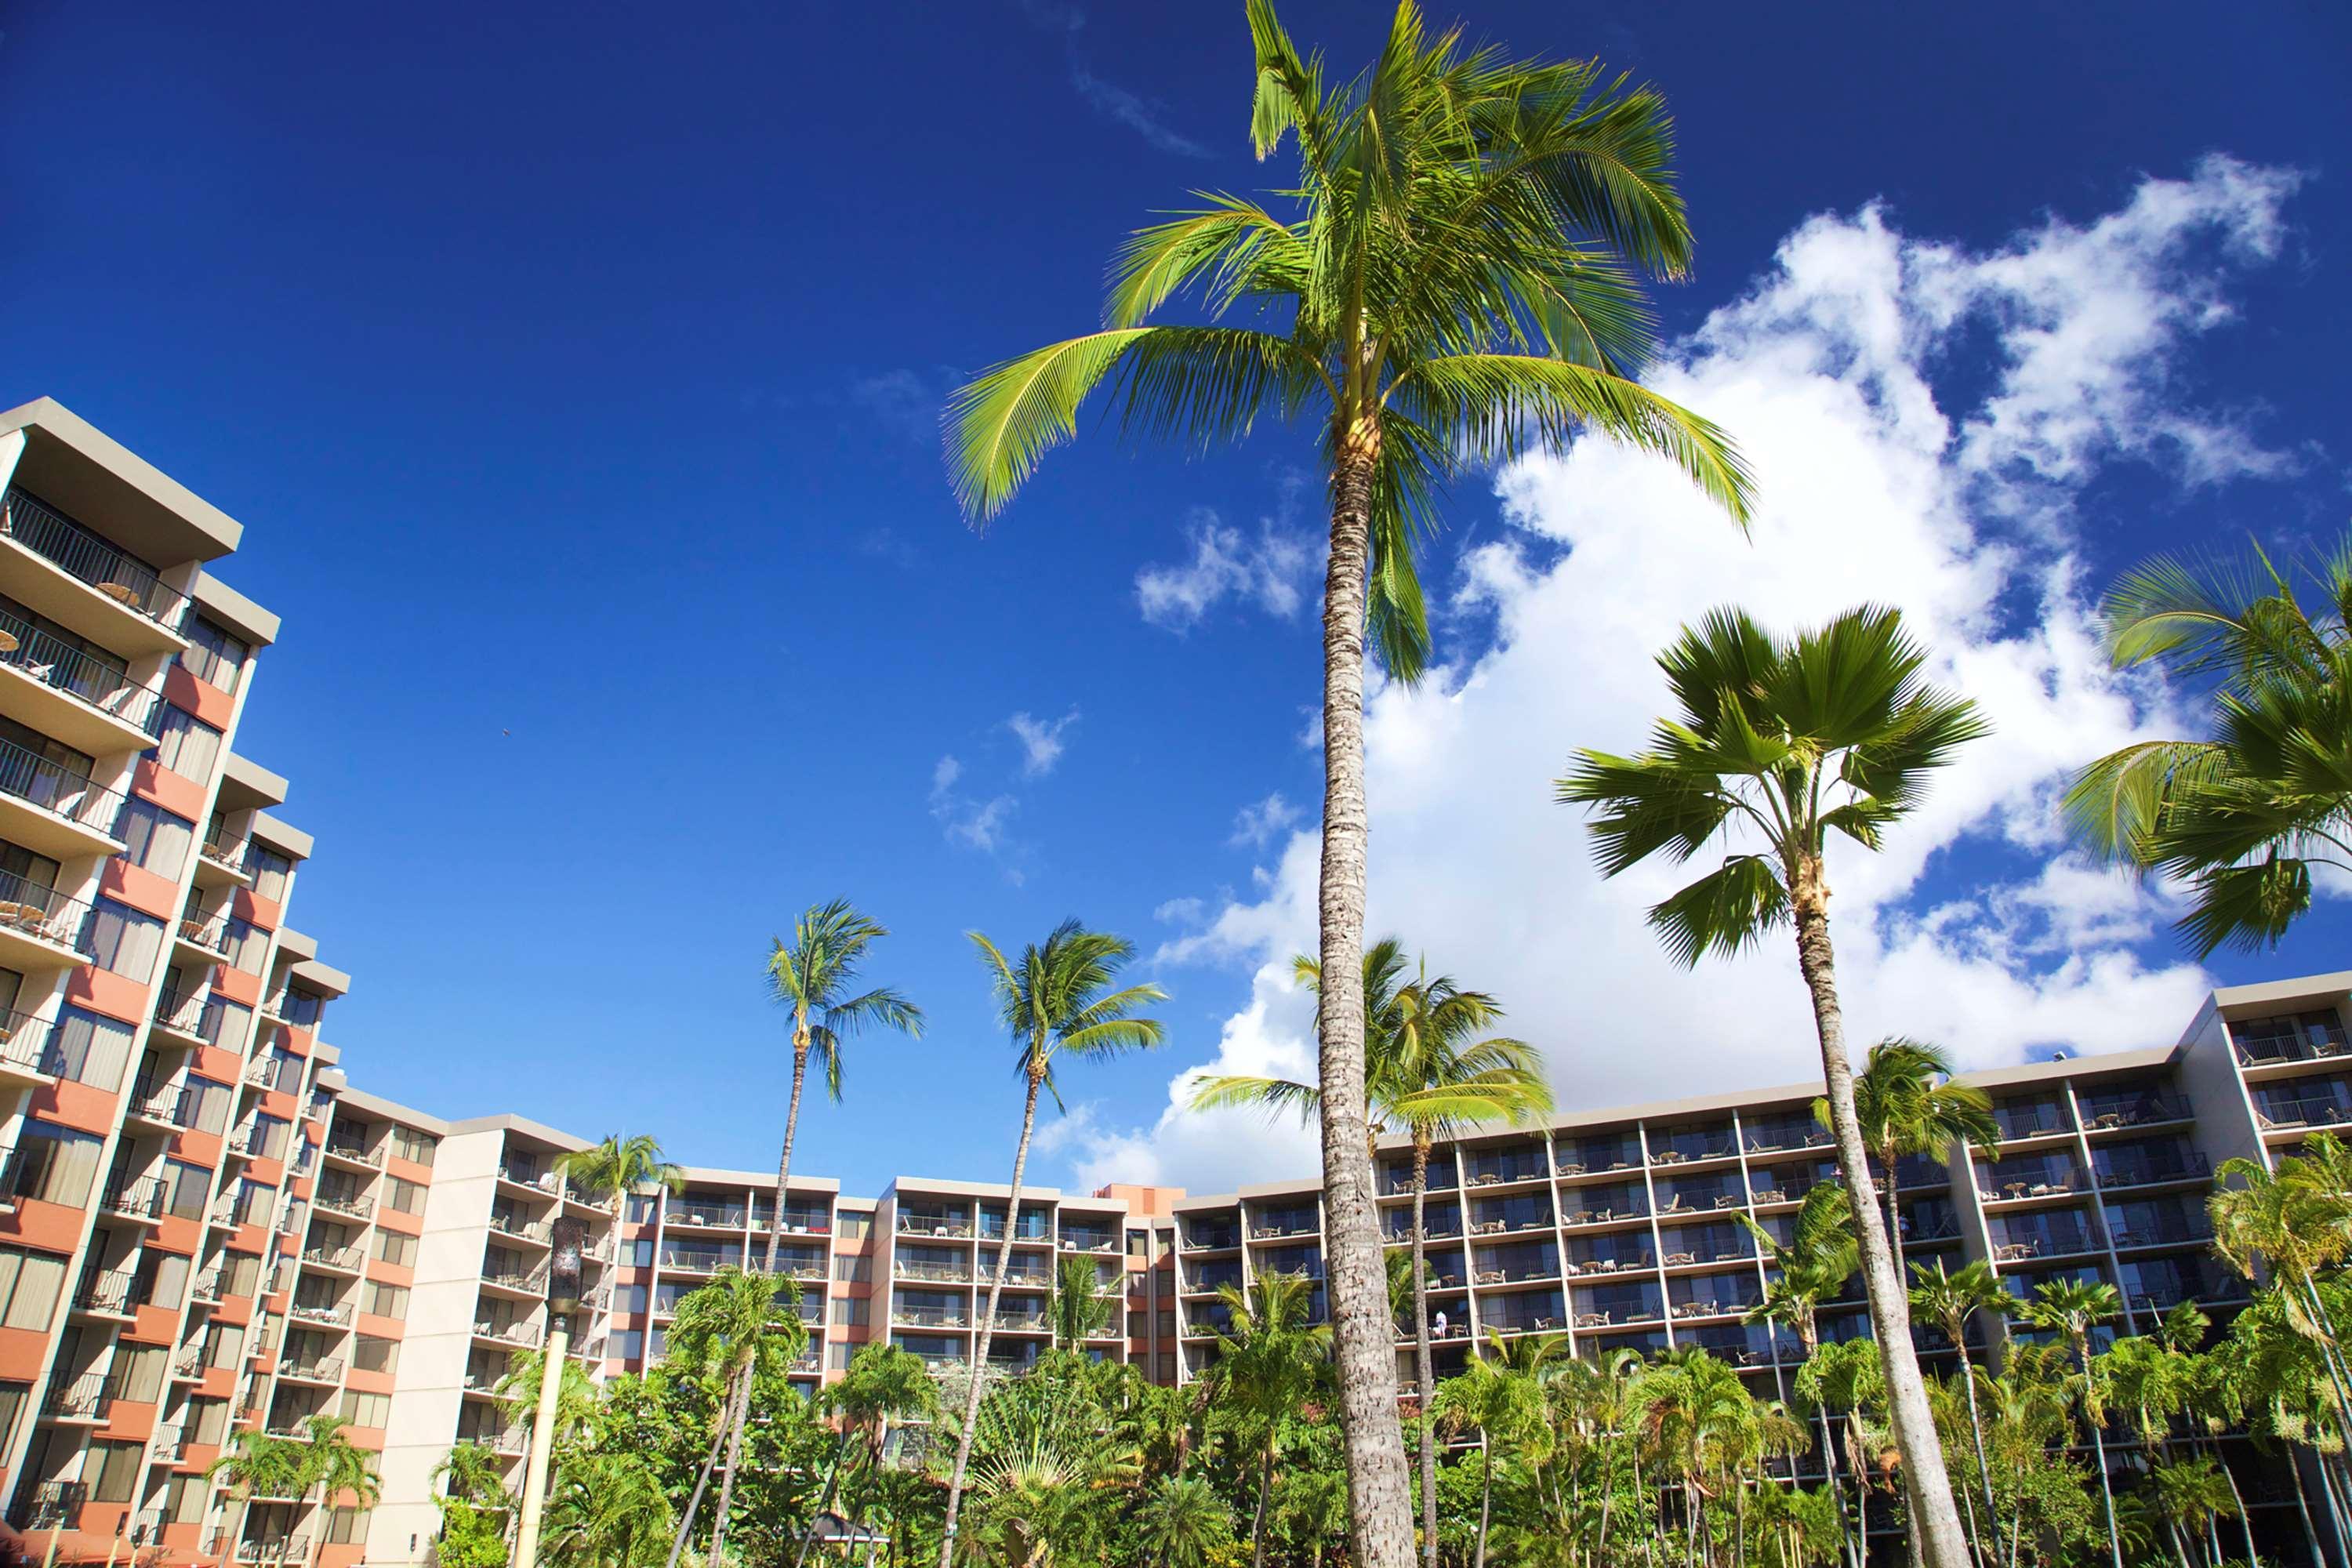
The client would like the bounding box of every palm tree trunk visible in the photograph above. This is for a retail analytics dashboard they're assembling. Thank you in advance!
[2085,1398,2123,1568]
[1787,856,1971,1568]
[1412,1137,1440,1568]
[666,1391,732,1568]
[1474,1432,1494,1568]
[764,1033,809,1273]
[1315,430,1415,1568]
[1956,1340,1998,1556]
[1253,1438,1278,1568]
[940,1069,1044,1568]
[705,1360,755,1568]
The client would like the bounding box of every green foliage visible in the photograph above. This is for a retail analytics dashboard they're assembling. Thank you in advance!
[767,898,926,1102]
[553,1132,684,1202]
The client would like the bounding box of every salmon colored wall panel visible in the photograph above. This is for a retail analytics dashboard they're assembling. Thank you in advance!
[162,665,235,728]
[257,1089,295,1121]
[0,1325,53,1377]
[343,1369,395,1398]
[278,1022,316,1055]
[386,1154,432,1184]
[355,1312,406,1341]
[169,1130,223,1167]
[64,966,150,1025]
[130,1305,181,1345]
[33,1079,119,1134]
[231,887,281,931]
[364,1261,413,1289]
[98,859,180,920]
[0,1196,91,1253]
[373,1207,423,1237]
[130,758,207,822]
[241,1156,284,1189]
[194,1045,241,1082]
[198,1366,236,1401]
[100,1402,156,1442]
[212,965,261,1007]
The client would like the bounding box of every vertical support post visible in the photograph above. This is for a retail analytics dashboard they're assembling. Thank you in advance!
[512,1319,569,1568]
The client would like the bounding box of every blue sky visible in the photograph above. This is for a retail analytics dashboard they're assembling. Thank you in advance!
[2,2,2347,1200]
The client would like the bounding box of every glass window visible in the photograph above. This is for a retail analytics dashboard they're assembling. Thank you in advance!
[222,1252,263,1298]
[85,899,165,983]
[114,1345,165,1404]
[91,1439,143,1503]
[354,1336,399,1376]
[361,1281,409,1319]
[165,1161,210,1220]
[0,1247,67,1331]
[371,1230,417,1269]
[385,1177,425,1216]
[188,1396,229,1446]
[136,1250,189,1311]
[327,1508,369,1546]
[837,1210,871,1240]
[832,1254,871,1283]
[389,1127,435,1167]
[114,798,194,880]
[147,707,223,783]
[42,1008,133,1091]
[222,919,270,975]
[0,1383,29,1455]
[180,619,249,695]
[246,847,292,904]
[826,1341,851,1371]
[8,1122,102,1207]
[190,1076,233,1134]
[339,1389,390,1428]
[612,1330,644,1362]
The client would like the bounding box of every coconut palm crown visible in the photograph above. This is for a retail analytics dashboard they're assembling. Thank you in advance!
[2065,534,2352,956]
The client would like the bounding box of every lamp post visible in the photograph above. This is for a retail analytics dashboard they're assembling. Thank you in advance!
[513,1216,586,1568]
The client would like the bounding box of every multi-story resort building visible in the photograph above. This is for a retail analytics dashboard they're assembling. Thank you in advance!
[0,399,2346,1567]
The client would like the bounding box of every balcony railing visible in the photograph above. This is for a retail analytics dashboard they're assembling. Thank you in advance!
[314,1192,376,1221]
[301,1246,363,1273]
[229,1535,312,1564]
[0,604,160,731]
[1059,1231,1118,1253]
[895,1262,971,1284]
[42,1370,115,1418]
[2,488,190,627]
[177,909,231,956]
[2259,1096,2352,1131]
[0,1006,53,1076]
[153,985,229,1045]
[200,820,249,870]
[488,1214,553,1245]
[476,1320,543,1348]
[2080,1096,2194,1129]
[2096,1152,2212,1187]
[102,1175,167,1221]
[151,1425,186,1464]
[132,1074,203,1129]
[891,1307,967,1328]
[323,1137,383,1167]
[190,1268,224,1305]
[2235,1032,2352,1066]
[0,733,126,839]
[287,1301,353,1327]
[72,1269,136,1316]
[278,1356,344,1384]
[0,870,93,956]
[898,1216,972,1238]
[484,1265,551,1294]
[12,1479,87,1530]
[669,1201,750,1229]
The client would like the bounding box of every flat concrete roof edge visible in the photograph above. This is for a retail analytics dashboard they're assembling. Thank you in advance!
[290,957,350,996]
[250,810,314,861]
[0,397,244,556]
[191,569,281,647]
[222,752,290,808]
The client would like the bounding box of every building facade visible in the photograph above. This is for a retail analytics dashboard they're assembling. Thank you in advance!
[0,401,2344,1567]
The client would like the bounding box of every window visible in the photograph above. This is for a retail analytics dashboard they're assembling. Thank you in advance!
[164,1161,210,1220]
[229,1178,270,1226]
[114,1345,165,1404]
[85,898,165,983]
[8,1122,102,1207]
[222,1252,263,1299]
[91,1439,143,1503]
[245,1114,289,1162]
[354,1335,399,1376]
[0,1383,25,1455]
[826,1341,854,1371]
[1157,1352,1176,1383]
[189,1076,232,1134]
[163,1474,207,1525]
[1157,1310,1175,1339]
[361,1281,409,1320]
[385,1177,426,1217]
[326,1508,369,1547]
[188,1396,229,1446]
[611,1330,644,1362]
[618,1284,648,1315]
[135,1250,189,1311]
[246,846,292,904]
[339,1389,390,1428]
[830,1297,869,1327]
[371,1230,417,1269]
[390,1127,436,1167]
[222,918,270,975]
[147,707,223,782]
[833,1255,871,1283]
[280,987,325,1030]
[626,1193,657,1223]
[42,1008,134,1091]
[0,1247,68,1330]
[837,1210,872,1240]
[181,619,249,695]
[627,1237,654,1268]
[114,798,194,880]
[1127,1230,1149,1258]
[1127,1308,1147,1338]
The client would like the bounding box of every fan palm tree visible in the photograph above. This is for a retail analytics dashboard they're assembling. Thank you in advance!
[1135,1475,1233,1568]
[205,1428,306,1566]
[940,920,1166,1568]
[1908,1257,2008,1546]
[1559,603,1987,1568]
[1208,1271,1333,1568]
[1050,1252,1114,1353]
[666,1265,805,1568]
[945,9,1755,1556]
[2019,1277,2126,1568]
[1190,938,1549,1566]
[552,1131,685,1208]
[1822,1039,1994,1278]
[2063,534,2352,955]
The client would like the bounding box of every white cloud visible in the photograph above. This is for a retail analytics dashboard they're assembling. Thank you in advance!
[1136,507,1316,630]
[928,753,1017,855]
[1062,158,2297,1192]
[1007,708,1080,778]
[1229,791,1302,849]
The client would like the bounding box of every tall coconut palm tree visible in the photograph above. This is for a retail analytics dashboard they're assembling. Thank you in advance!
[2019,1277,2127,1568]
[553,1131,685,1210]
[2064,534,2352,956]
[541,1451,674,1568]
[666,1265,804,1568]
[206,1428,305,1565]
[1907,1258,2007,1545]
[1050,1252,1114,1354]
[289,1414,380,1568]
[1207,1271,1332,1568]
[1823,1039,1995,1278]
[2150,1456,2242,1568]
[1190,938,1549,1567]
[1559,603,1987,1568]
[940,920,1165,1568]
[943,9,1754,1556]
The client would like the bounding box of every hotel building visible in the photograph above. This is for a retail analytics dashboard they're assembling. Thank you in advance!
[0,401,2344,1567]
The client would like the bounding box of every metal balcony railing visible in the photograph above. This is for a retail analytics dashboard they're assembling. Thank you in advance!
[43,1370,115,1418]
[2,488,190,627]
[488,1214,552,1245]
[0,604,159,730]
[103,1175,166,1221]
[150,1425,186,1464]
[475,1320,543,1348]
[153,985,228,1045]
[895,1261,970,1283]
[323,1137,383,1167]
[0,870,93,956]
[72,1269,136,1316]
[177,909,230,955]
[313,1192,375,1221]
[278,1357,344,1384]
[892,1307,967,1328]
[200,821,249,870]
[300,1246,363,1273]
[2259,1096,2352,1130]
[898,1215,971,1238]
[12,1479,87,1530]
[2235,1030,2352,1066]
[483,1265,550,1294]
[0,733,125,836]
[0,1006,53,1076]
[287,1301,352,1327]
[2095,1152,2211,1186]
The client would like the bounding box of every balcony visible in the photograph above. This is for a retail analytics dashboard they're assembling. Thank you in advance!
[71,1268,138,1318]
[0,604,161,755]
[474,1320,543,1350]
[0,871,94,970]
[0,488,191,647]
[42,1371,114,1421]
[152,985,229,1047]
[481,1263,551,1297]
[300,1245,364,1276]
[0,738,125,869]
[196,822,252,884]
[322,1137,383,1171]
[895,1261,971,1284]
[176,908,232,960]
[992,1310,1051,1333]
[151,1425,186,1465]
[278,1356,344,1385]
[891,1306,968,1329]
[189,1268,224,1305]
[0,1006,53,1087]
[130,1075,202,1131]
[228,1536,312,1565]
[2079,1095,2193,1131]
[668,1200,750,1230]
[1059,1229,1118,1253]
[2235,1028,2352,1068]
[488,1214,554,1247]
[2258,1096,2352,1132]
[101,1175,168,1224]
[11,1480,87,1530]
[2095,1152,2211,1189]
[898,1214,972,1239]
